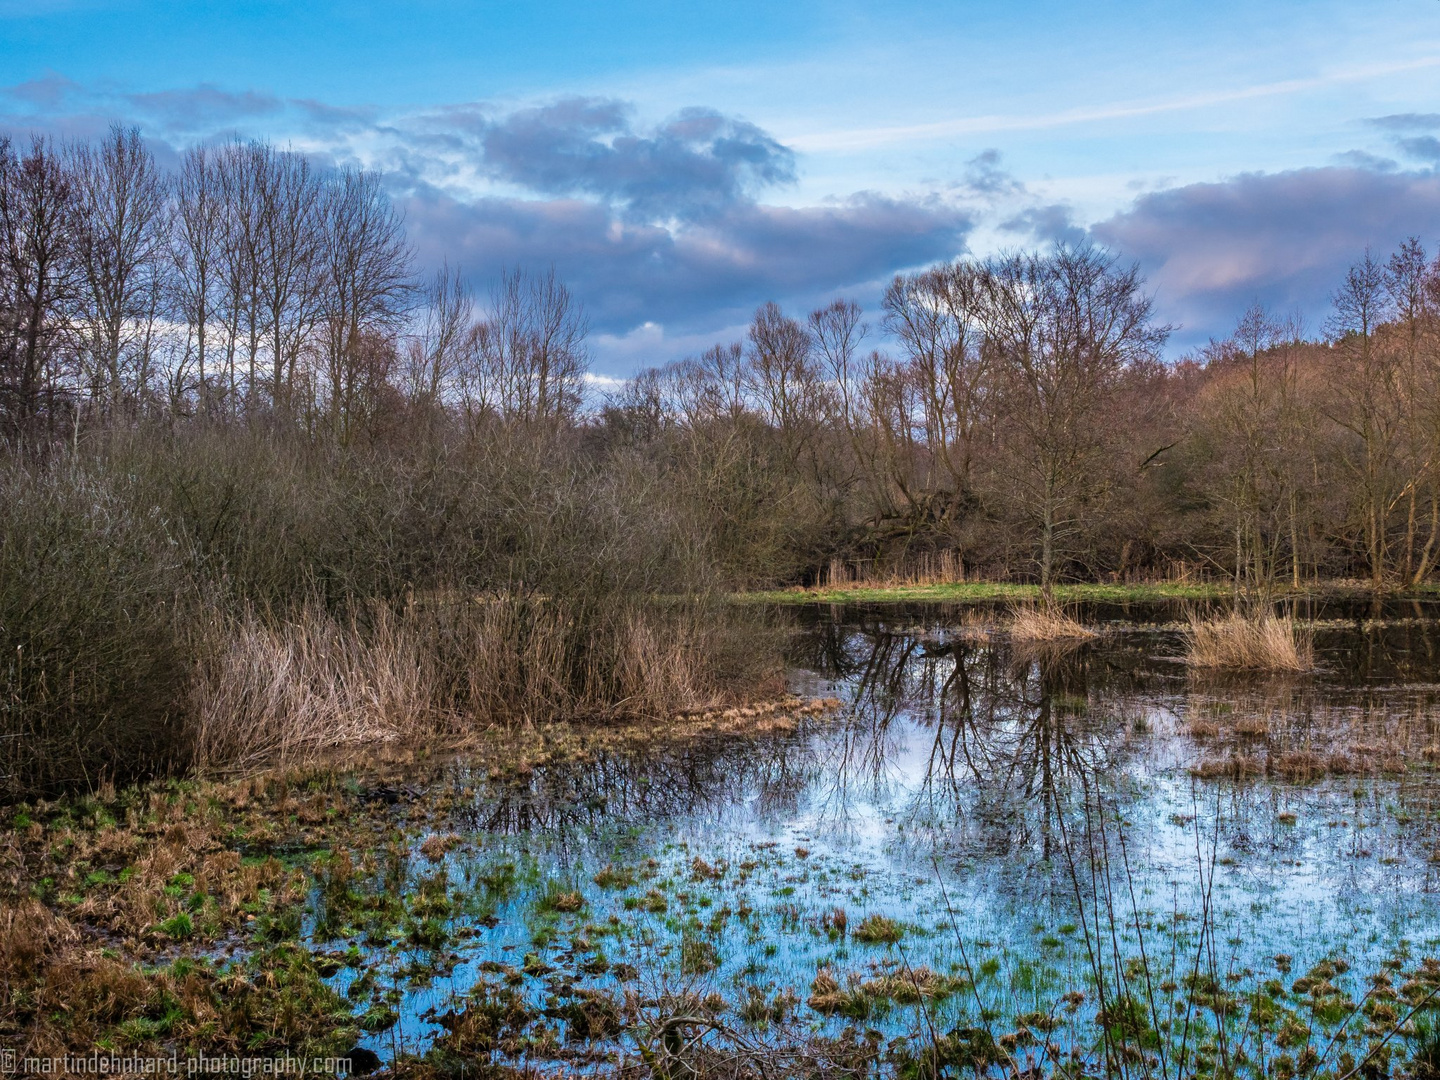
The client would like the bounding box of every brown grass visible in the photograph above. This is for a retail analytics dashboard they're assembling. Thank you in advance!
[190,596,779,774]
[1191,745,1410,782]
[1184,613,1313,671]
[190,602,440,772]
[1006,603,1098,642]
[955,608,996,642]
[819,549,966,589]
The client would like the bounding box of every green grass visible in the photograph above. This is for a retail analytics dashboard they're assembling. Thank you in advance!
[739,581,1228,605]
[739,579,1440,606]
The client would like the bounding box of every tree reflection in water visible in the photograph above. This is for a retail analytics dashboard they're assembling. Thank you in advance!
[449,601,1440,917]
[802,614,1141,890]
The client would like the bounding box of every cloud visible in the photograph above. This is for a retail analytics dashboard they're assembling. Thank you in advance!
[471,97,796,222]
[399,184,972,338]
[125,85,283,131]
[4,73,84,110]
[1397,136,1440,165]
[1368,113,1440,132]
[1091,166,1440,348]
[1332,149,1397,171]
[793,56,1440,152]
[960,149,1024,198]
[1001,202,1087,246]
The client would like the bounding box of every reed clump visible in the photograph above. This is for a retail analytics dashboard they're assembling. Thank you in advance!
[1005,603,1098,642]
[1184,612,1313,671]
[190,595,773,774]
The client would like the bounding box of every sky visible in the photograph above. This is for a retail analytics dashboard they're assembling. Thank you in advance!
[5,0,1440,374]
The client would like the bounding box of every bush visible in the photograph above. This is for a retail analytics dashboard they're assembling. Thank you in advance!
[0,458,193,797]
[1,421,783,797]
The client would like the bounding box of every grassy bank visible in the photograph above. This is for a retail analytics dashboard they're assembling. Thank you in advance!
[741,579,1440,605]
[742,580,1227,605]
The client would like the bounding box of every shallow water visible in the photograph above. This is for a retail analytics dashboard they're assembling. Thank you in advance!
[325,601,1440,1071]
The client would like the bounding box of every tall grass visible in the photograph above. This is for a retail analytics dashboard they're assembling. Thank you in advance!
[1184,612,1313,671]
[1005,602,1098,641]
[190,596,773,774]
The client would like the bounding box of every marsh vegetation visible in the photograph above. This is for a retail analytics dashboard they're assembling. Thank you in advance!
[10,128,1440,1077]
[8,601,1440,1078]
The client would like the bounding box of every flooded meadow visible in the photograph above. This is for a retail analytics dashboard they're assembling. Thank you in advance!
[289,600,1440,1077]
[15,599,1440,1078]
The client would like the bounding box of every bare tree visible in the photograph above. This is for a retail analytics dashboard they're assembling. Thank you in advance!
[214,142,266,411]
[745,301,828,468]
[170,145,225,412]
[475,267,587,424]
[405,262,476,413]
[696,341,748,420]
[1383,239,1440,581]
[983,246,1168,602]
[68,125,168,410]
[318,167,412,440]
[0,136,79,433]
[883,263,989,505]
[1326,249,1404,588]
[254,146,324,411]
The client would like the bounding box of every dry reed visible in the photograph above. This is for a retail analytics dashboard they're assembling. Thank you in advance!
[1184,612,1313,671]
[189,596,775,773]
[1005,603,1098,642]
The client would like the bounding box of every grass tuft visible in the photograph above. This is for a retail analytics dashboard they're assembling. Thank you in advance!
[1005,603,1098,642]
[1184,613,1313,671]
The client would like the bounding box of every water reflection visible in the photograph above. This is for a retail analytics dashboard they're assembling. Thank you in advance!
[459,602,1440,909]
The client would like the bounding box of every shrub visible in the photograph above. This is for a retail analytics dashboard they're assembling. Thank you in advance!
[0,458,193,798]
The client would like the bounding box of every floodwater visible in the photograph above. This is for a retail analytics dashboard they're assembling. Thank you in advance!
[321,600,1440,1073]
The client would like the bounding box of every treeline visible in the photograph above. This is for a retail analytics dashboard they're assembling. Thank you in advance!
[6,127,1434,593]
[619,245,1440,595]
[2,126,1438,795]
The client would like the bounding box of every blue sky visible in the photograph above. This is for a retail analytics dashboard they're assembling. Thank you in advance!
[6,0,1440,373]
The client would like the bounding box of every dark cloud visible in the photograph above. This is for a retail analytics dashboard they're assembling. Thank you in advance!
[126,85,283,132]
[474,97,796,222]
[1332,149,1397,171]
[4,73,85,110]
[399,184,970,334]
[960,149,1023,198]
[1092,166,1440,349]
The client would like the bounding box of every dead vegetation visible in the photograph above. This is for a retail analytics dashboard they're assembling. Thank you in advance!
[1184,612,1314,671]
[1183,692,1433,781]
[1005,603,1098,642]
[1192,744,1411,781]
[191,597,779,774]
